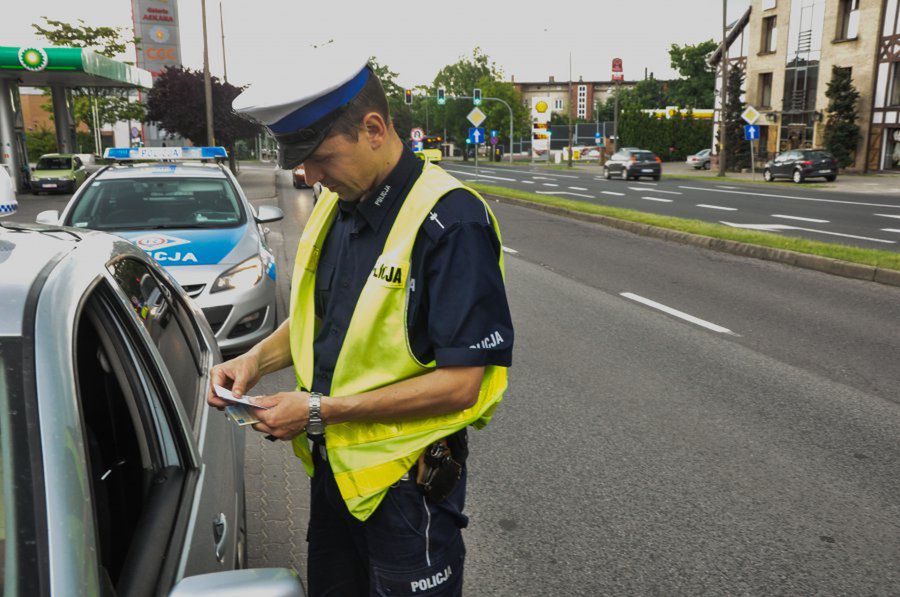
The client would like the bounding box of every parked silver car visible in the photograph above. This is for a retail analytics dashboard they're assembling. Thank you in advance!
[0,224,303,596]
[686,148,712,170]
[37,148,283,356]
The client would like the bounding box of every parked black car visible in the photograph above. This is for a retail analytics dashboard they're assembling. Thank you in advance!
[764,149,838,183]
[604,148,662,181]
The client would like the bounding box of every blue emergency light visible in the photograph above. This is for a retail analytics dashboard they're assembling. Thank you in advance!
[104,146,228,161]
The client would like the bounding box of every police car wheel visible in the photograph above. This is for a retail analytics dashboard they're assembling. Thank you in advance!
[763,169,773,182]
[793,169,804,184]
[603,167,611,180]
[620,169,629,181]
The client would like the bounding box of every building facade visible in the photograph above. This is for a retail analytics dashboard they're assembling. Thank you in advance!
[511,76,637,121]
[714,0,900,171]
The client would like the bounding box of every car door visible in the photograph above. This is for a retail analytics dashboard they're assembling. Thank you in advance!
[608,150,622,174]
[105,255,242,578]
[777,151,797,176]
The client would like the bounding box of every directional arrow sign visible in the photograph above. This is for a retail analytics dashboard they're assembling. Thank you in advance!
[744,124,760,141]
[468,127,485,144]
[467,107,486,127]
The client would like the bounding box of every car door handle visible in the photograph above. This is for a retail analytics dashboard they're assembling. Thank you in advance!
[213,512,228,563]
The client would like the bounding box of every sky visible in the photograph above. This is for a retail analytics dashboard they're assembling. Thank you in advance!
[2,0,751,88]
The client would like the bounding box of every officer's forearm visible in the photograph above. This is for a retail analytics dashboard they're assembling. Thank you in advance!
[248,318,293,376]
[321,366,485,425]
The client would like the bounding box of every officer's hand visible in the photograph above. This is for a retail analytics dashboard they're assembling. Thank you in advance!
[207,352,262,411]
[249,392,310,441]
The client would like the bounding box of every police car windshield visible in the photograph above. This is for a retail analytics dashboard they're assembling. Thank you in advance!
[66,177,245,231]
[36,157,71,170]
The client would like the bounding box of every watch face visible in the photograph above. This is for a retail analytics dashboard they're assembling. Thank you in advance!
[307,421,325,436]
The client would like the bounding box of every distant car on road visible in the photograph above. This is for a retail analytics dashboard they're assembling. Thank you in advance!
[37,146,283,356]
[292,164,309,188]
[30,153,87,194]
[0,225,303,596]
[414,148,442,163]
[686,148,712,170]
[604,148,662,181]
[764,149,838,183]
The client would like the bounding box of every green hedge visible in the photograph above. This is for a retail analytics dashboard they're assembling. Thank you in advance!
[618,107,712,161]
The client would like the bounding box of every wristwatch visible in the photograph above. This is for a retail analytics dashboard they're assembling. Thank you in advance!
[306,392,325,437]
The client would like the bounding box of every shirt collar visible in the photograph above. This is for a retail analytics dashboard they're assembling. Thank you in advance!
[338,147,421,234]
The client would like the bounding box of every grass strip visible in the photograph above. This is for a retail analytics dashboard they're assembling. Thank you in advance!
[469,182,900,272]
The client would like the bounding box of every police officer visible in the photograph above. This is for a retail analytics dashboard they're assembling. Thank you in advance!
[208,54,513,595]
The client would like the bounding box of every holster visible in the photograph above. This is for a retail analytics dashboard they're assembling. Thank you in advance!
[416,429,468,503]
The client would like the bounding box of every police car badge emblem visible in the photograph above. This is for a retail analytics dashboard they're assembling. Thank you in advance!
[133,233,190,251]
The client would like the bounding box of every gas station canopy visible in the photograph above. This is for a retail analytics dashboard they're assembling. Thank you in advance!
[0,46,152,89]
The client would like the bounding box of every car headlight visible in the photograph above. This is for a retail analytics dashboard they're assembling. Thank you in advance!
[211,256,263,293]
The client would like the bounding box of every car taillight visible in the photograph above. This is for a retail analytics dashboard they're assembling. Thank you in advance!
[655,156,662,163]
[800,160,812,166]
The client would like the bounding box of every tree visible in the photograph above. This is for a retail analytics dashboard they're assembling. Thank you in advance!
[823,66,861,169]
[723,66,750,171]
[33,17,146,150]
[146,66,261,171]
[428,48,501,159]
[667,40,718,108]
[618,77,670,109]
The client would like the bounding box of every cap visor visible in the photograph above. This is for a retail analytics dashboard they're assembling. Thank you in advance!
[278,135,325,170]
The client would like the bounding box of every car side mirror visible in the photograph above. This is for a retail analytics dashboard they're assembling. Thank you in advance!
[168,568,304,597]
[255,205,284,224]
[36,210,60,225]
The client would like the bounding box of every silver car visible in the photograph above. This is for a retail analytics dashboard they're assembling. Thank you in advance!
[37,158,283,356]
[0,224,302,596]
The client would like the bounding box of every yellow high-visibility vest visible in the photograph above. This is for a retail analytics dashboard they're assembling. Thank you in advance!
[288,162,508,521]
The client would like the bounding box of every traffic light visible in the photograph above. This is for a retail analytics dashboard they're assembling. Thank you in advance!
[437,87,446,105]
[473,88,482,106]
[404,89,412,105]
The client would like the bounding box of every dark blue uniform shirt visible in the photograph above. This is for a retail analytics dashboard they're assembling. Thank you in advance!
[310,148,513,395]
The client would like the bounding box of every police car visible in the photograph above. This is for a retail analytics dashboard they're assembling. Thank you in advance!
[36,147,283,355]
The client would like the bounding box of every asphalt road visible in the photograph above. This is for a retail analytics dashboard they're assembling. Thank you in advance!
[12,164,899,594]
[445,162,900,252]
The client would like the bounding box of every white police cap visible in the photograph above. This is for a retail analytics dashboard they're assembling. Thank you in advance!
[0,165,18,218]
[233,48,372,169]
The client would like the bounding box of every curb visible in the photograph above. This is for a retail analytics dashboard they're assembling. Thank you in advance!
[483,193,900,289]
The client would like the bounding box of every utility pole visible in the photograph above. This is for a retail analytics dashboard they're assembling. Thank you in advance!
[612,80,619,153]
[717,0,728,176]
[219,1,228,84]
[567,51,574,168]
[201,0,215,146]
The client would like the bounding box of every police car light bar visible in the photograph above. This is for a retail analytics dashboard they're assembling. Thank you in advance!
[104,147,228,161]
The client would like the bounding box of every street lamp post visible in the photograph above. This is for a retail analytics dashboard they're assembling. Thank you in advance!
[567,52,574,168]
[201,0,215,146]
[718,0,728,177]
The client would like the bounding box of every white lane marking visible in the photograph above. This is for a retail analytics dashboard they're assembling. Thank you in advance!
[536,190,594,198]
[444,169,517,182]
[525,171,580,179]
[466,179,478,182]
[502,246,519,254]
[621,292,736,335]
[631,181,658,186]
[642,196,674,203]
[602,191,625,196]
[630,187,681,194]
[696,204,737,211]
[881,228,900,234]
[594,177,610,181]
[678,185,900,209]
[717,185,739,190]
[874,213,900,219]
[720,221,896,244]
[532,176,555,180]
[478,168,497,173]
[521,180,534,184]
[771,214,829,223]
[569,186,589,191]
[542,183,559,187]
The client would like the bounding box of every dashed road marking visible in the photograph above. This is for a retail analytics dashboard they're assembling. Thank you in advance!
[621,292,737,335]
[444,169,516,182]
[569,186,588,191]
[630,187,680,194]
[678,185,900,209]
[601,191,625,196]
[696,204,737,211]
[536,190,594,198]
[881,228,900,234]
[771,214,829,223]
[542,183,559,187]
[641,196,673,203]
[874,213,900,219]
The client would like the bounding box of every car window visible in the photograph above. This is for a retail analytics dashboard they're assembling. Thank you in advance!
[36,157,72,170]
[74,157,83,169]
[75,285,193,589]
[633,151,656,161]
[804,151,831,160]
[66,176,245,231]
[107,257,205,426]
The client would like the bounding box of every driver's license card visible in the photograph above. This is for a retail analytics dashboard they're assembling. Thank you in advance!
[213,384,270,409]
